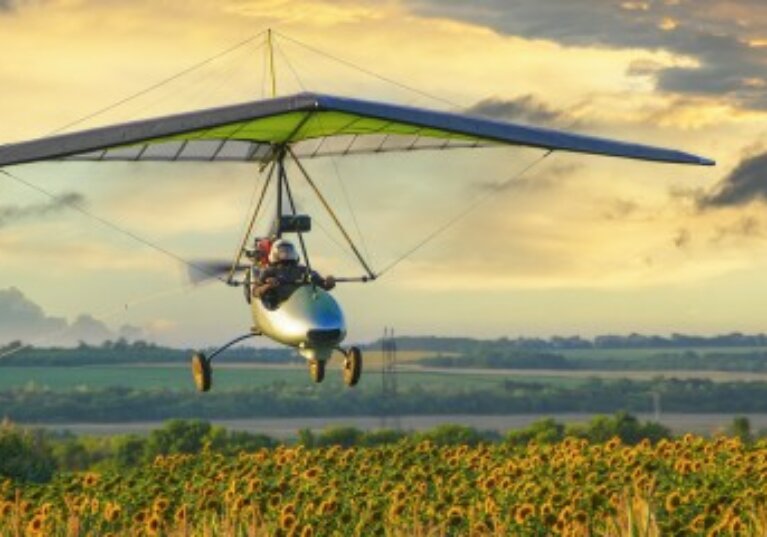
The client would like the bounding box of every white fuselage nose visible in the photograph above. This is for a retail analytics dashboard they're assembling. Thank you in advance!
[251,284,346,361]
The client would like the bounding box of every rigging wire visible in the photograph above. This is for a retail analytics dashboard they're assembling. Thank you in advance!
[376,150,555,278]
[134,40,266,121]
[274,37,375,267]
[0,168,229,284]
[227,161,276,282]
[287,148,376,279]
[47,30,267,136]
[275,30,464,110]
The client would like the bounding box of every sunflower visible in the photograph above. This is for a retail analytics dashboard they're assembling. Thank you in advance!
[280,513,297,531]
[388,502,406,519]
[145,514,162,536]
[82,473,100,488]
[665,491,682,513]
[104,503,121,523]
[446,505,464,526]
[133,509,148,524]
[514,503,535,524]
[25,514,46,536]
[728,516,744,533]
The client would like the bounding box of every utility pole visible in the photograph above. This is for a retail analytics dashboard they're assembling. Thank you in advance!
[381,327,399,430]
[652,391,661,422]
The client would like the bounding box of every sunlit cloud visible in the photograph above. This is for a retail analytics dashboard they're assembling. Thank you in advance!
[0,0,764,341]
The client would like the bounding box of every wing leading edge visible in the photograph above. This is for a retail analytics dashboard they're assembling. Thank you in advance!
[0,92,715,167]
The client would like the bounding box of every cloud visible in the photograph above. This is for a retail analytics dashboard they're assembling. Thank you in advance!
[700,151,767,207]
[0,287,67,343]
[0,192,84,228]
[466,94,567,125]
[409,0,767,110]
[673,228,691,249]
[0,287,145,346]
[710,216,762,244]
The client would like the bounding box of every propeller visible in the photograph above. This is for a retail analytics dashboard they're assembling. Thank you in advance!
[187,260,249,285]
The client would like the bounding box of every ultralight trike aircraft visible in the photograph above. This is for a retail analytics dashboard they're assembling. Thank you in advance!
[0,37,715,392]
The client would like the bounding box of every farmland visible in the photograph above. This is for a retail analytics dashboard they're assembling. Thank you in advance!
[2,432,765,535]
[4,360,767,394]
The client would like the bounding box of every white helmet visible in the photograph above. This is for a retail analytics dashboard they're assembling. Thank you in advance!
[269,239,299,264]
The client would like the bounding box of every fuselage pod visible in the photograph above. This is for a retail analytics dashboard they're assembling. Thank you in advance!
[251,285,346,361]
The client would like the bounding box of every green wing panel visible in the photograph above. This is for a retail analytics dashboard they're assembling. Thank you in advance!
[0,92,714,166]
[155,111,481,144]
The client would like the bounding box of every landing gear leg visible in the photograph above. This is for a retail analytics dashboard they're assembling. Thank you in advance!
[309,360,326,383]
[192,352,212,392]
[342,346,362,387]
[191,331,260,393]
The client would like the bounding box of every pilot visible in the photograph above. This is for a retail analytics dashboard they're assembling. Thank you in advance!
[252,239,335,308]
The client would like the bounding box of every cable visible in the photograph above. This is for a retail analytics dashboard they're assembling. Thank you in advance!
[47,30,267,135]
[287,149,376,279]
[274,30,464,110]
[376,150,554,278]
[0,169,228,284]
[275,39,374,267]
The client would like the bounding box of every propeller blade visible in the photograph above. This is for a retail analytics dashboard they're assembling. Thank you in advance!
[187,260,249,285]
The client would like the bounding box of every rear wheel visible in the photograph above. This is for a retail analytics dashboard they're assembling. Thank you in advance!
[192,352,212,392]
[309,360,325,383]
[343,347,362,387]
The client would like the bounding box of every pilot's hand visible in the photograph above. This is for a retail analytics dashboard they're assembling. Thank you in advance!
[265,277,279,288]
[324,276,336,290]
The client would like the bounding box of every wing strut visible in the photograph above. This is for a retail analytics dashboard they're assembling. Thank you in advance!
[287,147,377,281]
[227,159,277,283]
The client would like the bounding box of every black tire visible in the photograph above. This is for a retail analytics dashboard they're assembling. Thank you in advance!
[192,352,212,392]
[309,360,325,383]
[343,347,362,387]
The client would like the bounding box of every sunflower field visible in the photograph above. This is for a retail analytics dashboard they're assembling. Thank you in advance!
[1,434,766,536]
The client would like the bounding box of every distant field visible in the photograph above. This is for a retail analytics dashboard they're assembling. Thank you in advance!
[3,360,766,393]
[0,363,538,392]
[558,346,767,361]
[404,365,767,383]
[353,350,451,367]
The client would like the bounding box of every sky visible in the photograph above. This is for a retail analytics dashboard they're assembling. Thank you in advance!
[0,0,766,347]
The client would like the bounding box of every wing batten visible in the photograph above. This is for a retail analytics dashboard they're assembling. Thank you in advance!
[0,91,715,167]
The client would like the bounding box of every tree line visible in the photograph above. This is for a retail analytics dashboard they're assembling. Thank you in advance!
[5,378,767,422]
[3,412,761,484]
[418,348,767,372]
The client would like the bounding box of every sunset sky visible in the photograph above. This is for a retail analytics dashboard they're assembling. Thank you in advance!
[1,0,766,347]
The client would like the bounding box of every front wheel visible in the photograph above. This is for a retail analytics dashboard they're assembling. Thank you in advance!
[192,352,212,392]
[309,360,325,383]
[343,347,362,387]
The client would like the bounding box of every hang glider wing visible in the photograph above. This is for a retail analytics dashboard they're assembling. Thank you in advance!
[0,92,715,167]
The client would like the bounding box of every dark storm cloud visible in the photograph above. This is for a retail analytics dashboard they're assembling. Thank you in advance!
[0,192,84,228]
[700,151,767,207]
[466,95,566,125]
[409,0,767,109]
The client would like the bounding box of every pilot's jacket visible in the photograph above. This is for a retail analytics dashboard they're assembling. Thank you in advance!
[254,263,332,308]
